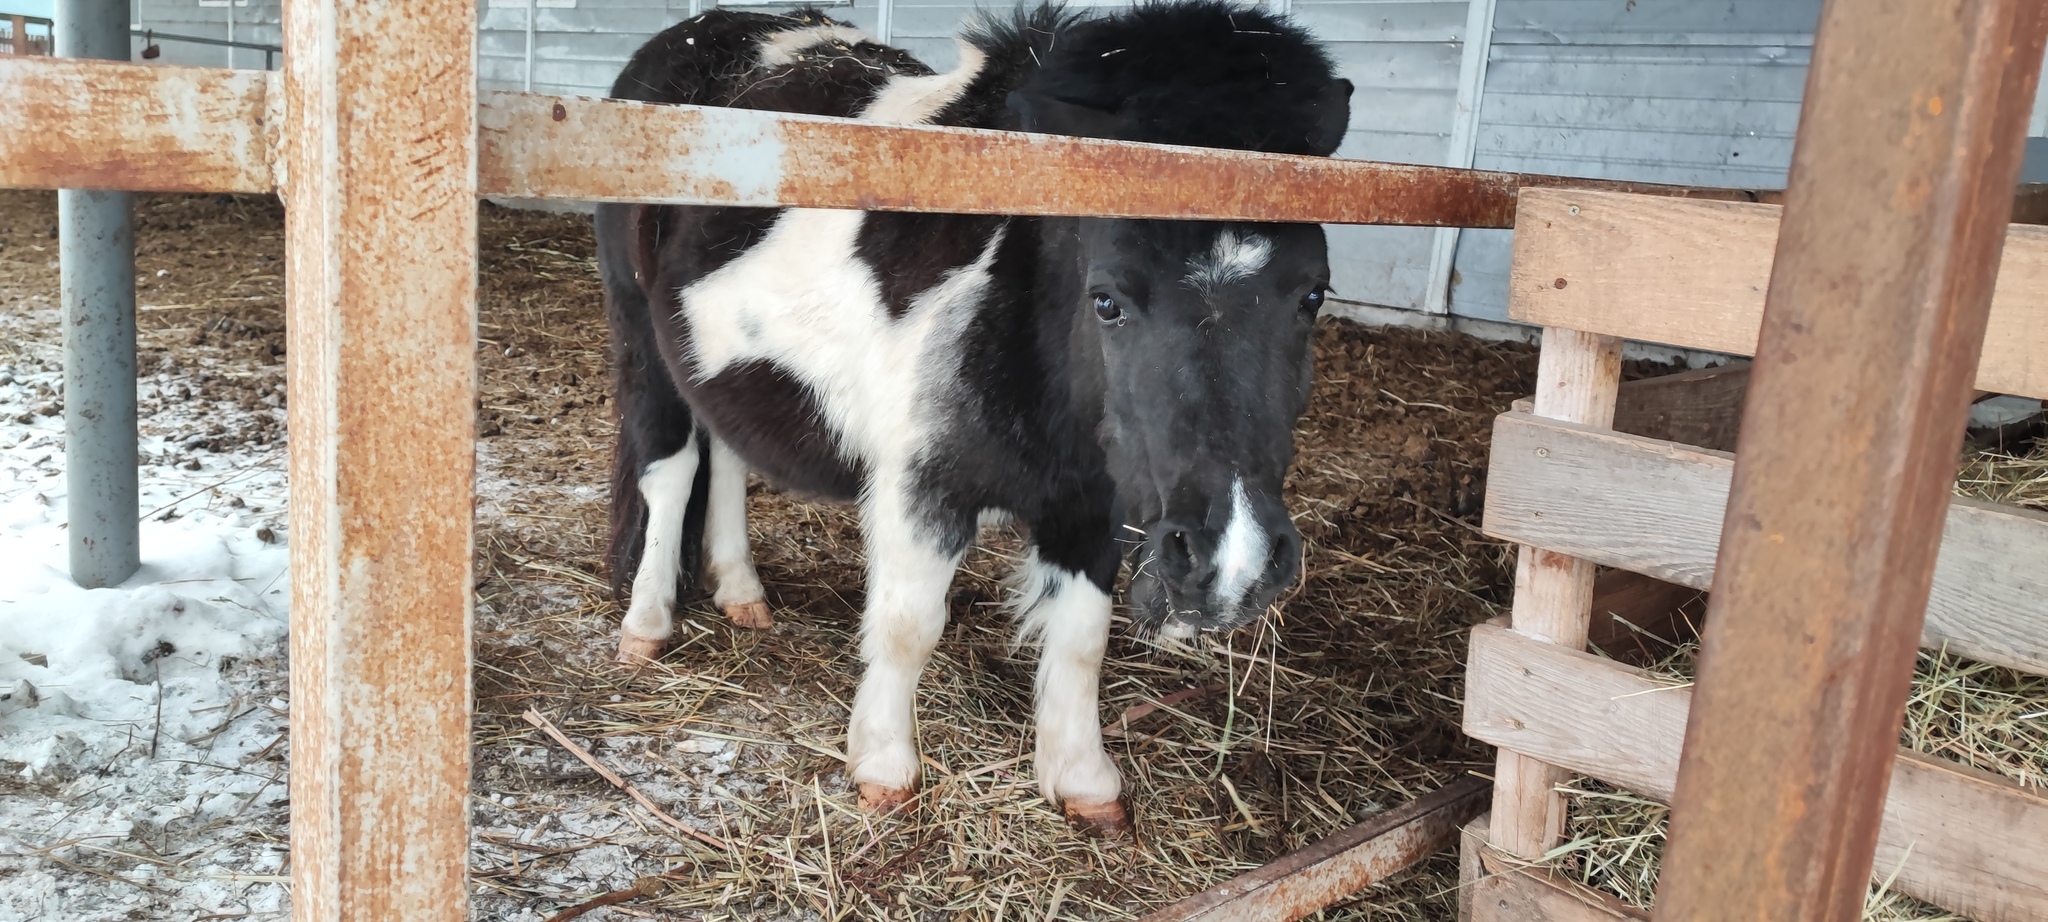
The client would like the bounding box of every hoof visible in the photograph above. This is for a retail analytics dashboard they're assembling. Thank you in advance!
[723,599,774,630]
[857,782,915,815]
[1063,799,1132,839]
[615,630,666,665]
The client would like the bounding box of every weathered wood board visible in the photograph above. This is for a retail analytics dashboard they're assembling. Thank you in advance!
[1463,622,2048,922]
[1510,189,2048,401]
[1482,411,2048,677]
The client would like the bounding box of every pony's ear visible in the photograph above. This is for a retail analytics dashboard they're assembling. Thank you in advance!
[1005,90,1127,139]
[1304,78,1353,156]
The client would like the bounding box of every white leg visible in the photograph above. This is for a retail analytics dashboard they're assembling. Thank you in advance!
[846,488,962,810]
[617,436,700,663]
[1014,553,1126,835]
[704,435,771,629]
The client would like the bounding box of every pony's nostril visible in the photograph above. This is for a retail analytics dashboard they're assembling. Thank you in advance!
[1265,532,1303,585]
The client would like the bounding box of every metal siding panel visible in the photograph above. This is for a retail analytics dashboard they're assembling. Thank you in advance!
[1479,54,1810,100]
[1348,85,1457,136]
[480,29,655,61]
[466,0,1465,311]
[1446,227,1512,320]
[1448,0,1824,321]
[480,6,672,33]
[1287,2,1465,43]
[1495,0,1823,34]
[1299,0,1468,309]
[1328,40,1465,92]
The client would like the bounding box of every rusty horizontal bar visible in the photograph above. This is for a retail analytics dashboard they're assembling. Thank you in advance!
[476,90,1526,225]
[1,56,1788,225]
[0,56,275,194]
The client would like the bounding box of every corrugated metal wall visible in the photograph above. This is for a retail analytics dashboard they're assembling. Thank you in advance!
[1296,0,1469,311]
[1445,0,1822,321]
[131,0,282,70]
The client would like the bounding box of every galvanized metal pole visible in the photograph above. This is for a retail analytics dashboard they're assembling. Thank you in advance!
[57,0,138,589]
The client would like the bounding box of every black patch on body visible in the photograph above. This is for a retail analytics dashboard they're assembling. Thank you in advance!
[600,3,1348,614]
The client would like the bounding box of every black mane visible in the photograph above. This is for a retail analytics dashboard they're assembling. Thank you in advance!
[978,1,1346,154]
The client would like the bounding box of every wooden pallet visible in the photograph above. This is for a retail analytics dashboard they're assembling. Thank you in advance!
[1467,182,2048,921]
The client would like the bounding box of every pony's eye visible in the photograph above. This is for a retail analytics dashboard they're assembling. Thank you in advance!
[1093,293,1123,324]
[1301,289,1326,313]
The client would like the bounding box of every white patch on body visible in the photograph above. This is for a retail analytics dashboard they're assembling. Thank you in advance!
[621,441,701,642]
[861,42,987,125]
[1212,477,1269,610]
[1010,552,1121,806]
[677,47,996,483]
[755,23,872,67]
[1185,230,1273,293]
[675,50,998,794]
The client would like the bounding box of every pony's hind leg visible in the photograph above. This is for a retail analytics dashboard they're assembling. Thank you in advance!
[1013,550,1127,837]
[846,488,967,813]
[704,435,771,629]
[618,429,702,663]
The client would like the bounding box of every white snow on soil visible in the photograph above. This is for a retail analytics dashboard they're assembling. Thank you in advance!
[0,345,293,921]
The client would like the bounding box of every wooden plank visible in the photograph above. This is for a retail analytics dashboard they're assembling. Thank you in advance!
[1511,362,1750,452]
[1136,777,1489,922]
[0,56,275,193]
[1482,412,2048,677]
[1472,864,1650,922]
[1585,570,1704,668]
[1509,189,2048,402]
[1471,869,1645,922]
[1608,364,1749,453]
[1464,621,2048,922]
[281,0,477,916]
[1487,329,1623,860]
[1460,815,1651,922]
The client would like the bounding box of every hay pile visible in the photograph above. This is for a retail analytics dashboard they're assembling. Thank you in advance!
[1545,437,2048,921]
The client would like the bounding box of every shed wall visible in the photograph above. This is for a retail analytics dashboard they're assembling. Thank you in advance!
[1445,0,1819,322]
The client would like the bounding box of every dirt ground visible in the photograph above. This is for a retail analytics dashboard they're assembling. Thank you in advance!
[0,189,1556,920]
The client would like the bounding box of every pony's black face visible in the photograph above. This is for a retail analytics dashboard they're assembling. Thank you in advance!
[1081,219,1328,635]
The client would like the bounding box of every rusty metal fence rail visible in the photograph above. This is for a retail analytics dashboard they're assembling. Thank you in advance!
[2,56,1782,224]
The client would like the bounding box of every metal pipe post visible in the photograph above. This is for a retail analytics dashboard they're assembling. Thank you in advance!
[58,0,139,588]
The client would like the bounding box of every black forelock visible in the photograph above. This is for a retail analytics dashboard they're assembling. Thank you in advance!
[1014,0,1343,155]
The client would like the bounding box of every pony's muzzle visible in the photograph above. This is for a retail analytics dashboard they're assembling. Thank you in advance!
[1145,510,1302,632]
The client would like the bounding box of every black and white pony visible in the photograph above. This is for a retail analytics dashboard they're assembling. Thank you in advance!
[598,1,1351,835]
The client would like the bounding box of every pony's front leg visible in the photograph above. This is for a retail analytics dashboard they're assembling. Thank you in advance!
[846,491,965,812]
[1015,552,1127,837]
[704,435,772,629]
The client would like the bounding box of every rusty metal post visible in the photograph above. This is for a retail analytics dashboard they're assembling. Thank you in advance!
[1653,1,2048,920]
[57,0,138,589]
[281,0,477,916]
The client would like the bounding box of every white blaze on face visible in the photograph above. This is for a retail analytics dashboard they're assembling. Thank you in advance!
[1212,478,1269,610]
[1185,230,1273,294]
